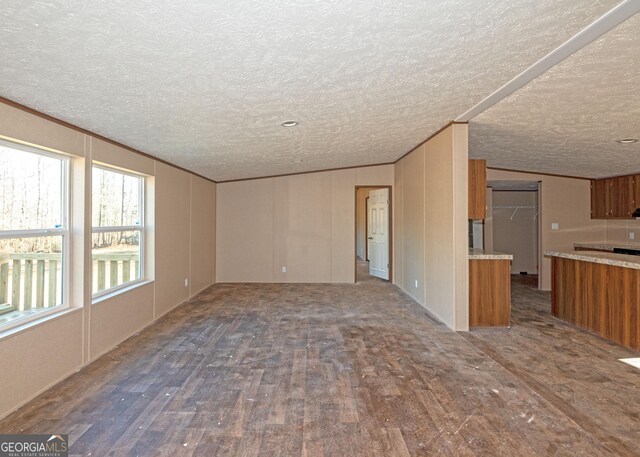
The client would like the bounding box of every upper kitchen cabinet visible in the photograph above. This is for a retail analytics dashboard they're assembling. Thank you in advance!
[591,174,638,219]
[591,178,609,218]
[469,159,487,220]
[609,175,635,218]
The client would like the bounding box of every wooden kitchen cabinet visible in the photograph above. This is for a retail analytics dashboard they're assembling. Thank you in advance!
[591,178,609,219]
[609,175,636,218]
[635,174,640,215]
[551,255,640,351]
[469,258,511,327]
[469,159,486,220]
[591,174,639,219]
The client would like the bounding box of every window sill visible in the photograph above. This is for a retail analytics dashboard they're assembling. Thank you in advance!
[92,279,154,305]
[0,306,82,342]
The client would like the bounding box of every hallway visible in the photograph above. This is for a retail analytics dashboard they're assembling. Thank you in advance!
[0,275,638,456]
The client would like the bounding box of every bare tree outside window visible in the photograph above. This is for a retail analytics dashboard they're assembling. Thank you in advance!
[91,166,143,295]
[0,143,67,326]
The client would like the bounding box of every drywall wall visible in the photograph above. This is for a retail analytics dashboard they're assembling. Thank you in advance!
[0,310,83,418]
[273,172,333,282]
[393,163,404,288]
[394,124,469,330]
[190,176,216,295]
[216,165,394,283]
[216,179,275,283]
[605,219,640,244]
[492,191,538,274]
[398,145,426,304]
[487,169,606,290]
[155,163,192,318]
[90,282,155,359]
[0,102,85,157]
[0,100,217,419]
[484,188,494,251]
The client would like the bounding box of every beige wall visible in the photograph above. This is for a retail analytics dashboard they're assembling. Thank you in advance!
[155,163,192,318]
[394,124,469,330]
[492,191,538,274]
[393,163,404,287]
[0,101,216,418]
[605,219,640,244]
[190,177,217,295]
[487,169,606,290]
[397,145,425,304]
[216,165,394,283]
[484,188,494,251]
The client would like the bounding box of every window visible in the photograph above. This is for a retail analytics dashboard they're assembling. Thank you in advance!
[0,140,68,327]
[92,165,144,297]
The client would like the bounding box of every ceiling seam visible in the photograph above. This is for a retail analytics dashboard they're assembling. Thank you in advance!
[456,0,640,122]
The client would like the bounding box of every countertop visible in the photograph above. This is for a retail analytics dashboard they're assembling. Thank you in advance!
[468,248,513,260]
[574,242,640,251]
[545,250,640,270]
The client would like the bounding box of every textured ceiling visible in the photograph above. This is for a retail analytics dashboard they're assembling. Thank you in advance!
[0,0,620,181]
[470,12,640,179]
[488,180,539,191]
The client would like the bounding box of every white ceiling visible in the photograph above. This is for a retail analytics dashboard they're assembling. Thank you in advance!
[470,11,640,179]
[0,0,623,181]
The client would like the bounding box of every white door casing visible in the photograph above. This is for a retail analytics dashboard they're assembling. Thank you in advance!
[368,188,389,280]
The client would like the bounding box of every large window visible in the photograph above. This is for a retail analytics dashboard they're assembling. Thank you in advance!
[0,140,68,327]
[92,165,144,297]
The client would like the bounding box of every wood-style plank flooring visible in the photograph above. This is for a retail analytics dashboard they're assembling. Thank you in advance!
[1,265,638,456]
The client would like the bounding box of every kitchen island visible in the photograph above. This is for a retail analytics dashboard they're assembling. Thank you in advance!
[574,242,640,253]
[469,249,513,327]
[546,250,640,351]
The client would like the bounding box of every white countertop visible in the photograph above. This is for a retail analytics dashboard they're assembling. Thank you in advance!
[545,250,640,270]
[574,242,640,251]
[468,248,513,260]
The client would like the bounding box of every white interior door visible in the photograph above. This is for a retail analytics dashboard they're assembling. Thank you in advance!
[368,188,389,280]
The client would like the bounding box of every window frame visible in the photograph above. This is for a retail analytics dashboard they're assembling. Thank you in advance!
[91,163,145,300]
[0,139,71,331]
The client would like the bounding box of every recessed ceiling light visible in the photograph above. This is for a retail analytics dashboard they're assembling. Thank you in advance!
[281,120,298,127]
[617,138,638,144]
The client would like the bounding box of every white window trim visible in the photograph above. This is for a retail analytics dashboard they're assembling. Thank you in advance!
[0,139,70,332]
[91,163,145,301]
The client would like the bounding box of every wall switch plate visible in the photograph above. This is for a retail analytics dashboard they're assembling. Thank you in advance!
[184,278,188,287]
[551,223,559,230]
[630,232,635,240]
[414,279,418,288]
[282,266,287,273]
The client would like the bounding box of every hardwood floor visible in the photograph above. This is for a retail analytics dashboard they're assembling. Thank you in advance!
[0,271,638,456]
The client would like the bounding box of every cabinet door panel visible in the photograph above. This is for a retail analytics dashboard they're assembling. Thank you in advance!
[468,159,486,220]
[609,175,635,218]
[591,179,609,219]
[634,174,640,214]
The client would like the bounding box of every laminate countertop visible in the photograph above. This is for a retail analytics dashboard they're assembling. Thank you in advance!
[574,242,640,252]
[545,250,640,270]
[468,248,513,260]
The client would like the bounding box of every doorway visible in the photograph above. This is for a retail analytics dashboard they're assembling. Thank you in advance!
[487,180,540,288]
[355,186,392,282]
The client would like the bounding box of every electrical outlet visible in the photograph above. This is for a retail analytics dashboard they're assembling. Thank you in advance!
[629,232,635,240]
[414,279,418,288]
[184,278,188,287]
[551,223,559,230]
[282,266,287,273]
